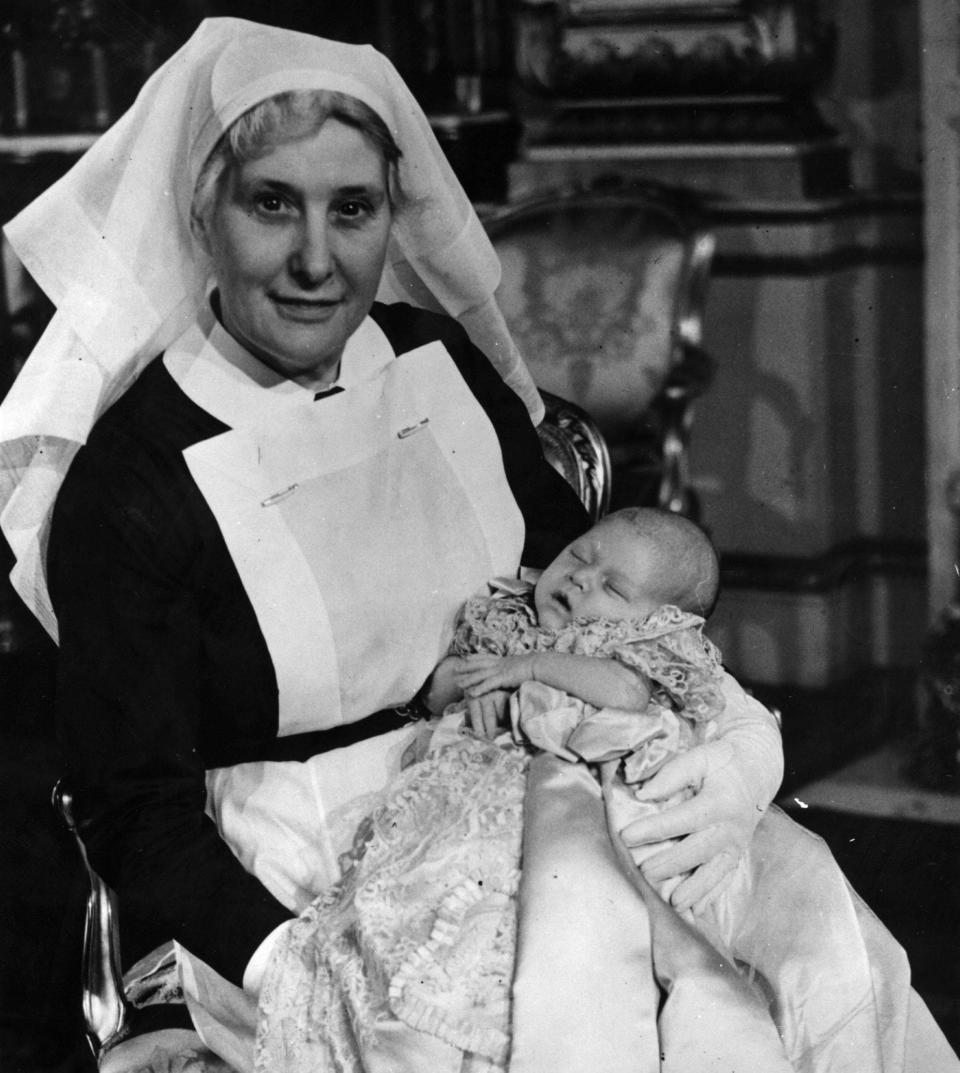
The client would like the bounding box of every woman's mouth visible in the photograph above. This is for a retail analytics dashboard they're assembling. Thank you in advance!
[272,295,340,321]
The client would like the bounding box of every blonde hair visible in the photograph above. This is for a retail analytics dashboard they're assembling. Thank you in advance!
[192,89,403,233]
[603,507,720,617]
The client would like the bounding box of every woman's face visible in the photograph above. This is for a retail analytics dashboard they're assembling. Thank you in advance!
[204,119,393,388]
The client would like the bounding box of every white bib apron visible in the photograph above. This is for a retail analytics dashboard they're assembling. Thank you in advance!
[170,323,524,906]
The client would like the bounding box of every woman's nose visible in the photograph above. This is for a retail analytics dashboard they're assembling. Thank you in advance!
[289,216,333,284]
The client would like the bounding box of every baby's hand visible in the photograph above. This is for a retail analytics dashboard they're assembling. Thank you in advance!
[421,656,525,736]
[457,654,538,697]
[456,655,537,739]
[465,689,512,739]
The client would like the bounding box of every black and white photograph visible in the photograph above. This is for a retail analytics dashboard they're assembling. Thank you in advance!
[1,2,958,1070]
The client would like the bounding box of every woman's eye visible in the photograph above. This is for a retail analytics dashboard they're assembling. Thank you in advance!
[253,192,288,215]
[336,199,371,220]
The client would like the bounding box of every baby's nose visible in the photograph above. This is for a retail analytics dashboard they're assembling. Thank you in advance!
[569,566,590,589]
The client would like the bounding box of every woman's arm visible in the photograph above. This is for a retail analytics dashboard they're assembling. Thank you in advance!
[48,433,293,987]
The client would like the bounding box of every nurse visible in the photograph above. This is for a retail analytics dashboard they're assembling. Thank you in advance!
[0,18,782,1070]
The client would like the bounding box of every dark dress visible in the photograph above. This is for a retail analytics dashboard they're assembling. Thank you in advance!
[47,302,588,987]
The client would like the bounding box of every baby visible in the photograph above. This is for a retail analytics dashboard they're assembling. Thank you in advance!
[256,508,738,1071]
[423,504,722,746]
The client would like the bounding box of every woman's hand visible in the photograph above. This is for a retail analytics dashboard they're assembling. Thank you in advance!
[617,738,763,913]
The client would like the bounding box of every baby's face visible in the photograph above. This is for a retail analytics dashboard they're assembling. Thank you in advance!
[534,520,664,630]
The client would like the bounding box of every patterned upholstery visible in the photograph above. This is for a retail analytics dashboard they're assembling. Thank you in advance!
[485,178,716,514]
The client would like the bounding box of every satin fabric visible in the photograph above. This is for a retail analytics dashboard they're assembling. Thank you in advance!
[510,754,662,1073]
[513,750,950,1073]
[509,688,953,1073]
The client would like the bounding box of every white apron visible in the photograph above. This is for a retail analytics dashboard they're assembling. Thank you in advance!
[159,314,525,1069]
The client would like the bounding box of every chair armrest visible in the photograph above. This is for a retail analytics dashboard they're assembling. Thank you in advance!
[52,780,128,1056]
[537,389,612,521]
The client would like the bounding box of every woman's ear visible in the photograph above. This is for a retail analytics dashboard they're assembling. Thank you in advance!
[190,205,211,252]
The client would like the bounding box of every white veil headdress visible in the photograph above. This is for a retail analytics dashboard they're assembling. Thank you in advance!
[0,17,543,640]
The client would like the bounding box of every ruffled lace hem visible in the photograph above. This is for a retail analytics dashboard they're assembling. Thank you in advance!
[389,878,516,1063]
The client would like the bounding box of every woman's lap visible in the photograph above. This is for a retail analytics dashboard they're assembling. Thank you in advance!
[121,754,956,1073]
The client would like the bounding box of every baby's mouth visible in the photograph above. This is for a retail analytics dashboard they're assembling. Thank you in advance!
[552,591,571,613]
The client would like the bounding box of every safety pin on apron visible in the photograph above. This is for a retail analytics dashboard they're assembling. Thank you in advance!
[397,417,429,439]
[261,483,299,507]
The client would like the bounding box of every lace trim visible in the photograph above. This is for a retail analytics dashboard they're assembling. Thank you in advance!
[389,879,517,1063]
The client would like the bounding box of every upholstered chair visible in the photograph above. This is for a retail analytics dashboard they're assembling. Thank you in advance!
[484,177,716,515]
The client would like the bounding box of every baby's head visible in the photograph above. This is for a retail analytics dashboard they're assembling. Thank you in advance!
[534,508,719,631]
